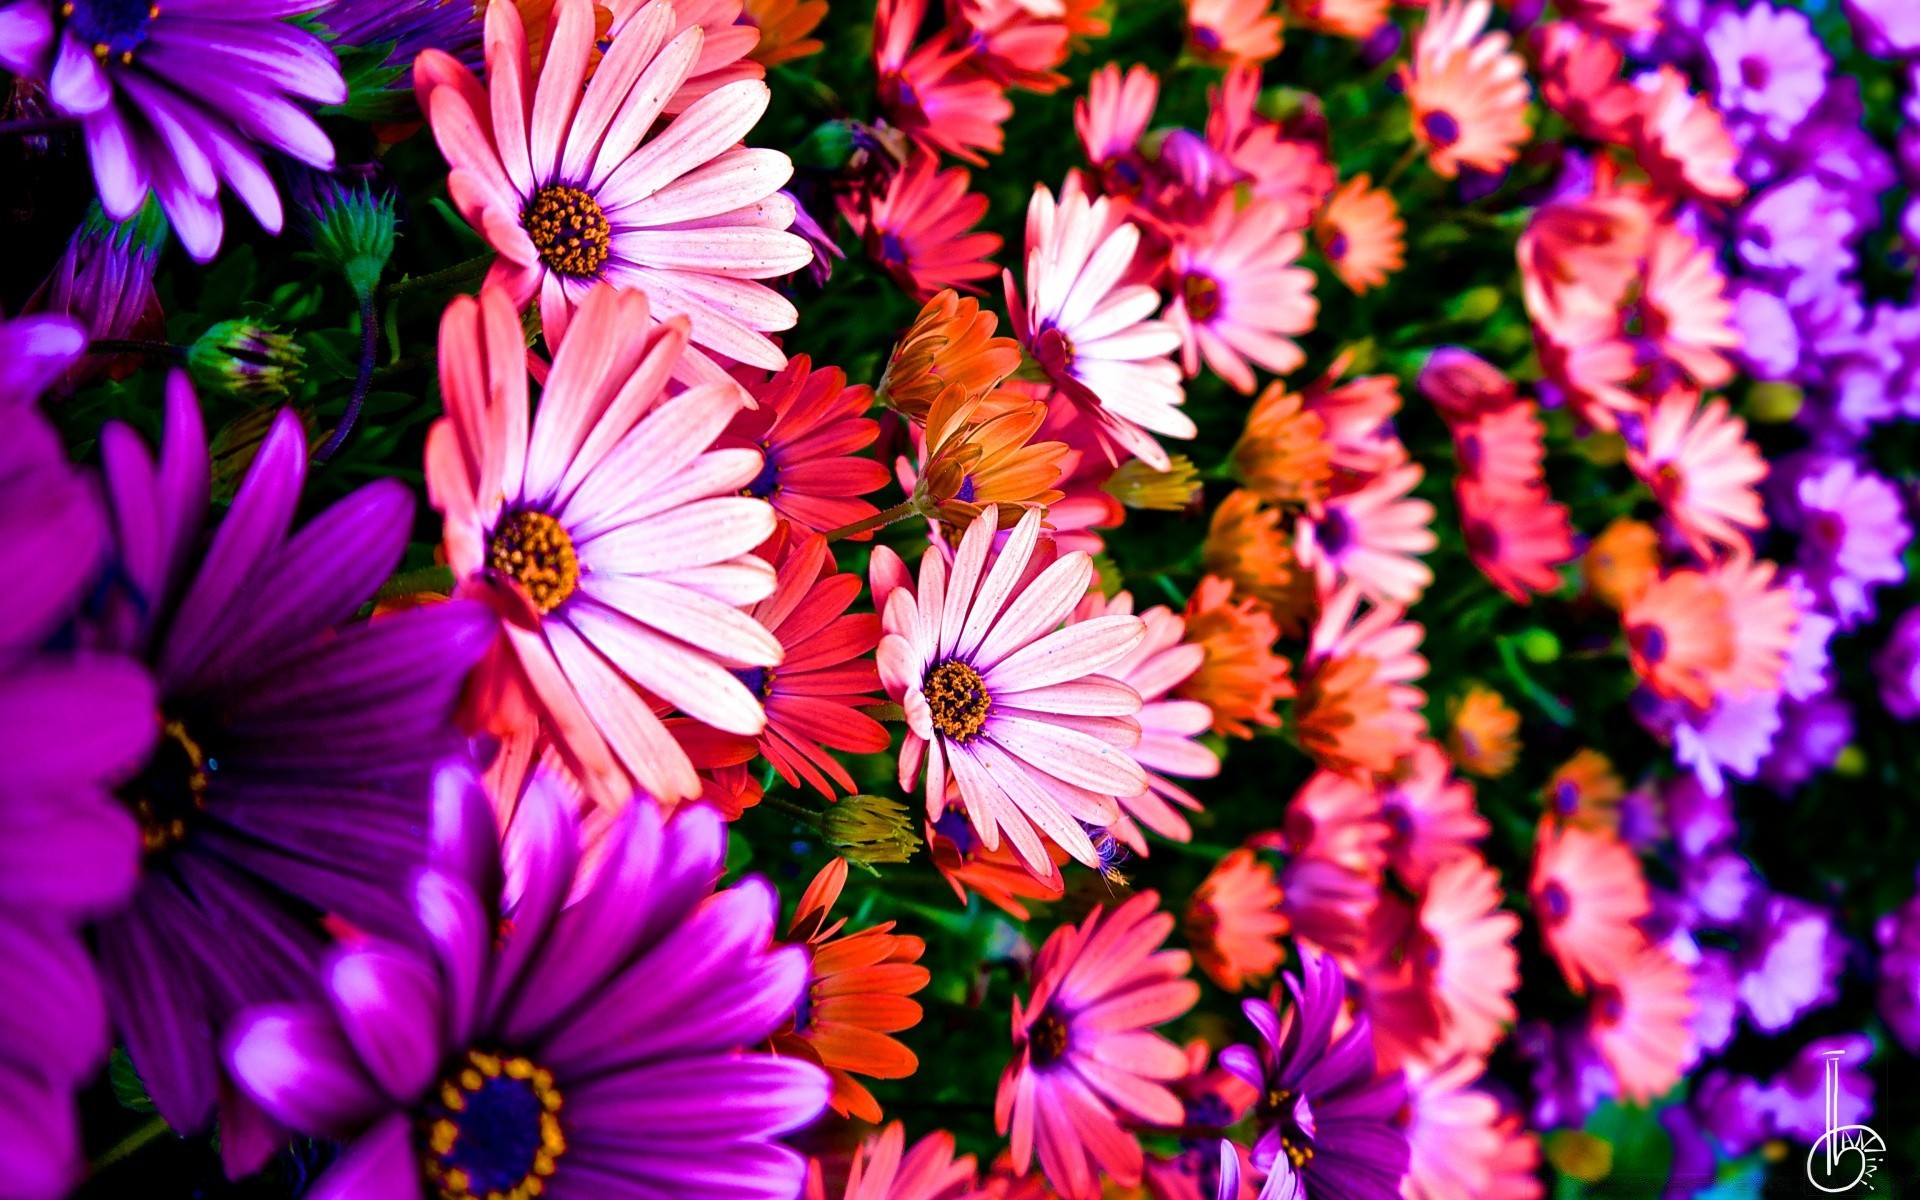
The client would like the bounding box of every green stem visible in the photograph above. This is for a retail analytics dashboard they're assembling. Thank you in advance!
[762,793,824,829]
[382,252,495,301]
[89,1115,170,1174]
[1379,142,1422,191]
[824,499,919,543]
[88,338,184,362]
[1154,573,1188,608]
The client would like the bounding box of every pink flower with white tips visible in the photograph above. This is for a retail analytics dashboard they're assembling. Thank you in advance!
[1166,198,1320,394]
[1298,462,1439,604]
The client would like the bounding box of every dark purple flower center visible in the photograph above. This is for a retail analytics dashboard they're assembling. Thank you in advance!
[1260,1088,1317,1169]
[523,184,611,279]
[1595,986,1625,1024]
[1193,25,1222,52]
[1382,798,1414,847]
[878,231,909,266]
[924,658,991,742]
[733,666,774,698]
[1029,1008,1071,1066]
[1458,432,1483,474]
[742,446,781,498]
[1739,55,1770,92]
[791,973,816,1033]
[66,0,158,64]
[1629,622,1667,666]
[1807,511,1844,556]
[1182,273,1222,323]
[1326,231,1350,261]
[933,807,976,853]
[1423,110,1462,148]
[1034,325,1077,381]
[420,1048,565,1200]
[1554,779,1581,816]
[955,475,977,504]
[1316,508,1356,558]
[1186,1093,1235,1130]
[1539,879,1572,923]
[1463,515,1498,560]
[488,509,579,614]
[119,718,209,856]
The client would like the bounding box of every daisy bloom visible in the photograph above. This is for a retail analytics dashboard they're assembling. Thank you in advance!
[1379,741,1488,889]
[774,857,930,1123]
[928,809,1066,920]
[0,0,345,260]
[1631,66,1746,204]
[997,891,1200,1200]
[875,0,1013,165]
[1793,458,1912,630]
[1316,175,1405,293]
[1177,574,1296,738]
[1584,517,1659,611]
[1220,947,1411,1200]
[737,532,890,797]
[1418,854,1522,1063]
[1626,387,1765,558]
[1532,21,1641,146]
[947,0,1080,94]
[419,0,809,357]
[1703,552,1799,699]
[1622,569,1735,708]
[1402,1057,1543,1200]
[871,505,1149,876]
[1401,0,1532,180]
[1286,769,1391,881]
[817,1122,978,1200]
[1517,191,1652,333]
[428,284,781,808]
[915,387,1071,531]
[1285,0,1389,39]
[731,355,891,538]
[1447,683,1520,778]
[1073,591,1221,849]
[1458,480,1576,603]
[1166,199,1319,394]
[878,291,1025,422]
[1298,462,1438,605]
[1295,583,1429,777]
[1416,346,1517,425]
[1303,368,1405,477]
[1076,63,1159,182]
[863,153,1005,301]
[1145,1043,1260,1199]
[745,0,828,66]
[225,766,830,1200]
[1187,0,1285,68]
[1542,749,1625,831]
[1530,818,1650,992]
[1233,385,1335,511]
[1588,942,1697,1104]
[1452,401,1546,497]
[1641,224,1740,390]
[1561,0,1659,38]
[1202,490,1315,632]
[1534,313,1641,434]
[1187,848,1291,991]
[1279,855,1378,961]
[1207,68,1338,227]
[1008,174,1192,470]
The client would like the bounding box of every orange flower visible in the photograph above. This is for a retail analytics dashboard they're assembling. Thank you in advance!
[514,0,613,74]
[1201,488,1316,633]
[1285,0,1389,39]
[1232,384,1334,510]
[1542,748,1624,831]
[916,387,1069,529]
[928,812,1066,920]
[1186,847,1291,990]
[1448,683,1521,778]
[1177,575,1296,738]
[1402,0,1532,179]
[1317,174,1405,294]
[1296,582,1429,777]
[878,290,1023,421]
[1584,517,1659,610]
[1188,0,1285,67]
[744,0,828,65]
[772,857,931,1123]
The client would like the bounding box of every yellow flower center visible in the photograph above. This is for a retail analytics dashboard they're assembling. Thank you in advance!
[923,659,991,742]
[421,1049,566,1200]
[123,719,208,856]
[523,185,610,279]
[487,510,579,614]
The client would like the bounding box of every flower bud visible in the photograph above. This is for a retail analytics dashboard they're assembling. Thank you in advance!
[188,320,304,402]
[1104,455,1203,511]
[306,183,397,303]
[822,794,922,868]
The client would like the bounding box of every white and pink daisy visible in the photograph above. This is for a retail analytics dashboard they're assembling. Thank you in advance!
[427,283,780,808]
[417,0,811,362]
[1626,386,1767,558]
[1298,462,1439,604]
[1075,63,1159,176]
[870,505,1150,876]
[1006,174,1193,469]
[1165,198,1319,394]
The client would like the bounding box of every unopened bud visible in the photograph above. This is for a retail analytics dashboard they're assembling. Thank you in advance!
[1104,455,1202,511]
[188,320,304,402]
[1448,285,1504,324]
[308,183,397,303]
[1545,1131,1613,1183]
[1746,381,1802,424]
[822,794,922,868]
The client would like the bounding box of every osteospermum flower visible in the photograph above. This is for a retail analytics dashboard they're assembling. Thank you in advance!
[1533,20,1640,145]
[1296,583,1429,777]
[1530,818,1650,992]
[1457,480,1575,602]
[1626,387,1765,558]
[1187,848,1291,991]
[1623,569,1735,709]
[1202,490,1315,631]
[1316,174,1404,294]
[0,0,345,260]
[818,1122,978,1200]
[997,891,1200,1199]
[774,857,930,1123]
[1166,199,1319,394]
[1517,190,1651,333]
[1631,65,1746,204]
[1448,684,1520,778]
[1401,1057,1543,1200]
[745,0,828,65]
[915,388,1070,531]
[428,284,780,808]
[871,505,1149,875]
[1208,67,1337,226]
[1641,224,1740,391]
[730,355,891,538]
[878,290,1024,421]
[1379,740,1487,888]
[1187,0,1285,67]
[1585,517,1659,611]
[1076,62,1158,182]
[26,199,166,390]
[1542,749,1625,831]
[1286,770,1391,881]
[418,0,810,357]
[875,0,1013,164]
[1401,0,1532,180]
[226,766,829,1200]
[1177,574,1296,738]
[1298,462,1438,605]
[928,808,1066,919]
[1588,942,1696,1104]
[1220,947,1411,1200]
[1452,401,1544,496]
[1285,0,1388,40]
[0,312,88,406]
[1008,174,1192,469]
[1703,552,1799,700]
[863,153,1004,301]
[89,380,493,1139]
[1792,458,1912,629]
[1233,385,1335,510]
[1304,368,1404,476]
[1418,854,1522,1063]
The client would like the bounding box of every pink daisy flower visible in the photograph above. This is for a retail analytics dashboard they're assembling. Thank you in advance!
[1626,386,1766,558]
[1530,818,1650,993]
[875,0,1014,165]
[1416,853,1522,1064]
[821,1121,978,1200]
[1640,223,1740,390]
[1589,941,1697,1104]
[997,890,1200,1200]
[1071,590,1222,853]
[1451,401,1546,497]
[417,0,810,360]
[870,504,1150,876]
[1380,740,1488,889]
[1285,770,1391,882]
[427,284,780,808]
[1007,174,1192,470]
[1076,63,1159,185]
[1402,1057,1543,1200]
[1457,479,1577,603]
[861,152,1005,301]
[1298,462,1439,604]
[1166,199,1319,394]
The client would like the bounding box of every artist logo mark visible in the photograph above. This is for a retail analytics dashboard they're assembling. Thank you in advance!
[1805,1049,1885,1194]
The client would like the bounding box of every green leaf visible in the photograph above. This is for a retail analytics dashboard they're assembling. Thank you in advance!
[109,1047,156,1113]
[723,829,755,882]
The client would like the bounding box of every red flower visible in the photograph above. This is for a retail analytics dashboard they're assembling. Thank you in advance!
[730,356,892,537]
[861,152,1004,301]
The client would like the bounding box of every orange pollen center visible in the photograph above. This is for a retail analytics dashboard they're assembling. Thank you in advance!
[488,510,579,614]
[1182,273,1222,323]
[923,659,991,742]
[523,185,610,279]
[1029,1010,1070,1066]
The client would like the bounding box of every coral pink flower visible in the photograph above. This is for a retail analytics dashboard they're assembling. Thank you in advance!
[1589,941,1697,1104]
[1187,848,1291,991]
[1640,223,1740,390]
[1303,368,1404,476]
[876,0,1014,165]
[871,505,1149,875]
[1287,0,1390,40]
[1316,174,1405,294]
[1008,175,1192,469]
[1533,21,1641,146]
[1622,568,1736,708]
[1071,591,1221,851]
[1457,480,1577,603]
[1560,0,1660,37]
[1631,66,1746,204]
[1703,552,1799,699]
[1626,387,1766,558]
[1076,63,1159,183]
[1402,0,1532,179]
[1286,770,1391,882]
[1452,402,1546,497]
[730,355,891,537]
[1187,0,1285,67]
[1298,462,1438,605]
[1417,853,1521,1063]
[1206,69,1337,228]
[1530,819,1649,992]
[418,0,810,359]
[1418,346,1518,425]
[1402,1057,1544,1200]
[997,891,1200,1200]
[815,1121,978,1200]
[947,0,1077,94]
[428,284,778,807]
[862,152,1005,301]
[1535,313,1641,433]
[1166,199,1319,394]
[736,532,889,797]
[1380,740,1488,889]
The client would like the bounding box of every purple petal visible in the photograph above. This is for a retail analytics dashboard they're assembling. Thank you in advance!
[308,1113,425,1200]
[324,942,444,1104]
[223,1004,388,1138]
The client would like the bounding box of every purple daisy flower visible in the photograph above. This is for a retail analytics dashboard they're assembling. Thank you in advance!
[81,375,493,1147]
[1874,606,1920,720]
[1789,457,1911,628]
[1689,948,1738,1056]
[1219,947,1409,1200]
[1634,688,1781,797]
[1844,0,1920,58]
[225,763,830,1200]
[1727,282,1800,381]
[314,0,484,121]
[1737,175,1859,282]
[0,0,346,260]
[1736,894,1846,1034]
[25,199,168,390]
[1757,692,1851,793]
[0,916,115,1199]
[1874,871,1920,1054]
[1514,1019,1612,1131]
[1704,3,1829,139]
